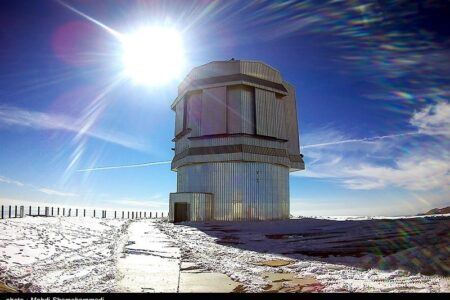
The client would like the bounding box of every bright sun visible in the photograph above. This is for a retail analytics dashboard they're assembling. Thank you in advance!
[121,27,185,86]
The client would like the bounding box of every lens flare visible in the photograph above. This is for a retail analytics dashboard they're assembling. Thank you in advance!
[121,27,185,86]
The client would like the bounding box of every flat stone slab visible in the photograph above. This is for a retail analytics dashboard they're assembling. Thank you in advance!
[179,272,240,293]
[116,220,181,292]
[256,259,293,267]
[262,272,324,293]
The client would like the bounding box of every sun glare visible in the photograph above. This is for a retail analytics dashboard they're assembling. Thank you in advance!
[121,27,185,86]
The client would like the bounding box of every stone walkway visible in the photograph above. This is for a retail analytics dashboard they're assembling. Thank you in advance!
[116,220,181,292]
[116,219,238,293]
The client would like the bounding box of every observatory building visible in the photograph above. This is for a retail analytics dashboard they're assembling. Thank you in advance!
[169,60,304,222]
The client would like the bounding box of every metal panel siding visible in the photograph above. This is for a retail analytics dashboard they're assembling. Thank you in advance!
[227,86,241,134]
[187,92,202,137]
[175,98,184,136]
[255,88,275,137]
[175,136,190,154]
[177,61,282,97]
[172,154,291,171]
[226,85,255,135]
[240,61,282,83]
[177,162,289,221]
[190,61,240,81]
[283,82,301,156]
[241,86,255,134]
[274,95,287,140]
[191,136,284,149]
[255,88,286,139]
[169,192,213,222]
[201,87,227,135]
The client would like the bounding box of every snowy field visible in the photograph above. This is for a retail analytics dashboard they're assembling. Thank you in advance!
[157,215,450,292]
[0,217,131,292]
[0,215,449,292]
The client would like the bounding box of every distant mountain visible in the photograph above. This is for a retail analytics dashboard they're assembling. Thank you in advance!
[418,206,450,215]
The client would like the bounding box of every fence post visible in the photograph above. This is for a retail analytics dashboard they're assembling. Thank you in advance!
[38,206,40,216]
[52,207,54,216]
[162,212,164,218]
[144,212,146,218]
[150,212,152,219]
[69,208,71,217]
[15,206,17,218]
[84,209,86,217]
[63,208,65,216]
[122,211,124,219]
[140,212,142,218]
[20,206,24,218]
[9,206,11,218]
[94,210,96,218]
[57,207,60,216]
[1,205,3,219]
[128,211,130,219]
[45,207,49,217]
[132,212,134,219]
[114,211,117,219]
[76,209,78,217]
[29,206,31,216]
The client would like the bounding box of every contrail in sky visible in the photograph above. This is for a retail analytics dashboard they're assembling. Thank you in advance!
[76,131,419,172]
[76,161,172,172]
[301,131,418,149]
[56,0,123,40]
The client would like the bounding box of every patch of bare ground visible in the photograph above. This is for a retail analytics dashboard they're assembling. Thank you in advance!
[261,272,325,293]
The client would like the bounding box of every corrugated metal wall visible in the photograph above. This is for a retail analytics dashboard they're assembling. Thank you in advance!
[169,192,213,222]
[227,86,241,134]
[240,86,255,134]
[191,136,284,149]
[227,85,255,135]
[240,61,282,83]
[255,88,286,139]
[201,87,227,135]
[174,98,184,136]
[175,136,190,154]
[187,92,202,137]
[283,82,301,156]
[172,152,292,171]
[177,162,289,221]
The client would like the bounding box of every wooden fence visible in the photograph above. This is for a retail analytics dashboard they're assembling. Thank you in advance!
[0,205,166,220]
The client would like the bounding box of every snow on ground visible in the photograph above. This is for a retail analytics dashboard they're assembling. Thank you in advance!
[156,216,450,293]
[0,216,131,292]
[0,215,448,293]
[295,213,450,221]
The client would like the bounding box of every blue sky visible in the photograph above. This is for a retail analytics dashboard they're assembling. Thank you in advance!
[0,0,449,216]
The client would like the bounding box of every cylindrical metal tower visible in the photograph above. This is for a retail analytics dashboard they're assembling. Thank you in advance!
[169,60,304,222]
